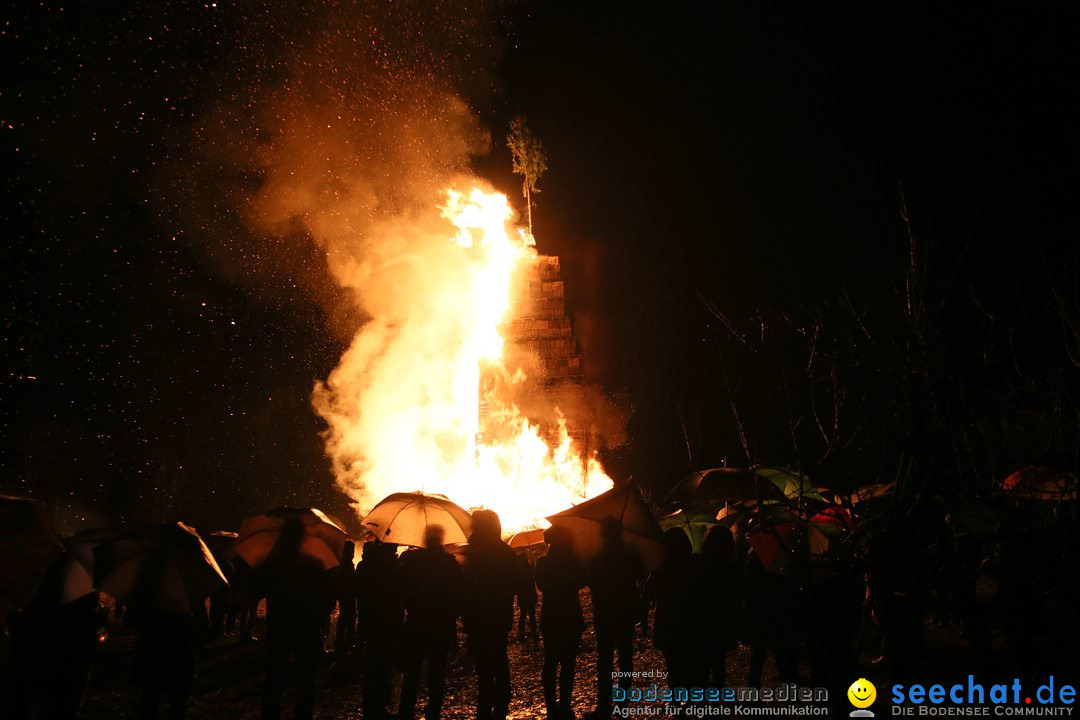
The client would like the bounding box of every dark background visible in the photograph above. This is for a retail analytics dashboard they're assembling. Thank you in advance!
[3,1,1078,532]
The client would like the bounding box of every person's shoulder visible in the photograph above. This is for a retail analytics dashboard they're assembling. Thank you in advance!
[437,549,462,569]
[622,544,645,564]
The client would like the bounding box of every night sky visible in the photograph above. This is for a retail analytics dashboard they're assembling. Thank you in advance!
[4,1,1079,533]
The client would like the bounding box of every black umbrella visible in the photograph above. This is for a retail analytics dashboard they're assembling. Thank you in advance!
[667,467,790,512]
[0,495,64,621]
[93,522,227,614]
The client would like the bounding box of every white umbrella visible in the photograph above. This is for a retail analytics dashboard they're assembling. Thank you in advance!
[361,492,472,547]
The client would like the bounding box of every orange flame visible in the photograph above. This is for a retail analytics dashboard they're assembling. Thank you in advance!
[314,184,612,534]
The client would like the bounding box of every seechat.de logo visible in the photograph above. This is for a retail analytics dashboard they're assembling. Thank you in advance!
[891,676,1076,716]
[849,678,878,717]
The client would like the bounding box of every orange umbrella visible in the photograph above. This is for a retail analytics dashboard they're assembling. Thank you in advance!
[234,507,348,570]
[508,528,546,548]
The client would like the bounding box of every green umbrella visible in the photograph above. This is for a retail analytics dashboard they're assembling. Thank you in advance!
[659,510,718,553]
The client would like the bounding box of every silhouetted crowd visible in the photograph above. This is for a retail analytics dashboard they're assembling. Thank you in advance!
[2,499,1077,720]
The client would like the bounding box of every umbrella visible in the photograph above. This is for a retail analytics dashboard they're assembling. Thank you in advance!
[946,499,1005,541]
[234,507,348,570]
[754,466,824,503]
[668,466,821,513]
[746,507,852,571]
[204,530,238,563]
[360,492,472,548]
[714,499,787,523]
[668,467,786,511]
[508,528,547,549]
[659,510,718,553]
[1001,466,1077,501]
[547,482,665,571]
[850,481,897,505]
[36,527,129,607]
[0,495,65,621]
[26,552,96,607]
[93,522,228,613]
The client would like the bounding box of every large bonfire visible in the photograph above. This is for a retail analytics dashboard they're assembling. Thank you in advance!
[313,184,612,532]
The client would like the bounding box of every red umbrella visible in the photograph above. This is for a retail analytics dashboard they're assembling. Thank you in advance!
[1001,466,1077,501]
[234,507,348,570]
[747,507,852,571]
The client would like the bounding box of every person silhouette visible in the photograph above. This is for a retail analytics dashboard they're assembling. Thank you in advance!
[700,525,741,688]
[334,540,358,654]
[5,553,101,720]
[587,517,645,719]
[124,545,208,720]
[515,551,539,644]
[255,519,336,720]
[396,526,463,720]
[355,541,401,720]
[462,509,519,720]
[534,525,587,720]
[648,528,706,698]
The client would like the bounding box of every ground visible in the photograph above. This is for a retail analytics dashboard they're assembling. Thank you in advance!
[55,597,1080,718]
[76,599,766,720]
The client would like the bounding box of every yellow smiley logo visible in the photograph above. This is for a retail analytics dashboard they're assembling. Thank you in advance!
[847,678,877,709]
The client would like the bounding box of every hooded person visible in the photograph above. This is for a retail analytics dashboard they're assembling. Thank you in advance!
[461,509,519,720]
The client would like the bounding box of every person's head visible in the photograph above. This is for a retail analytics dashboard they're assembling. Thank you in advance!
[600,517,622,545]
[543,524,573,552]
[424,525,446,549]
[702,525,735,561]
[276,518,305,556]
[470,509,502,543]
[663,527,692,558]
[341,539,355,564]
